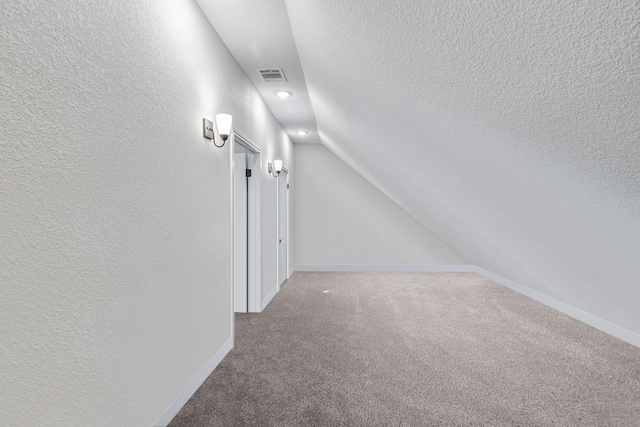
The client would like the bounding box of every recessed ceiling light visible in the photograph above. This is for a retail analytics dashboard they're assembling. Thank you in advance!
[297,131,308,136]
[274,90,291,98]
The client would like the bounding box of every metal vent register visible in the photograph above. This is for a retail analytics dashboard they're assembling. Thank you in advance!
[256,68,287,82]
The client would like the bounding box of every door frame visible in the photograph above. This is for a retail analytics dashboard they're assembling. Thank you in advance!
[231,131,263,313]
[277,167,289,292]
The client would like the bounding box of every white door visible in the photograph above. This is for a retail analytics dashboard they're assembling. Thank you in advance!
[233,152,248,312]
[277,170,289,288]
[233,133,263,313]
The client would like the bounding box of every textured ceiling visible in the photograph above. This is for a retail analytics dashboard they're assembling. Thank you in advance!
[282,0,640,333]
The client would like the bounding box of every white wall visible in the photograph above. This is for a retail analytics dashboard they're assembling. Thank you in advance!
[294,144,467,266]
[0,1,292,426]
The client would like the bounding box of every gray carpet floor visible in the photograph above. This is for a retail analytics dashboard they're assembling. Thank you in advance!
[169,272,640,426]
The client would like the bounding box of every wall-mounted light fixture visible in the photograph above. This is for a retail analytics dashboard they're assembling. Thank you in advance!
[268,160,283,177]
[215,113,232,147]
[203,114,233,148]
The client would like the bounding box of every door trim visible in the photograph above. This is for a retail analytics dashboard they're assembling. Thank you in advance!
[277,169,289,291]
[231,131,263,313]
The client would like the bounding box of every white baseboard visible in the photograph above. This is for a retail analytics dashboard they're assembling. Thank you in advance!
[288,266,295,277]
[475,267,640,349]
[261,285,278,310]
[153,337,234,427]
[292,264,476,273]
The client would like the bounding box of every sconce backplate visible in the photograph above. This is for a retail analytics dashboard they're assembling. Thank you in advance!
[203,118,214,139]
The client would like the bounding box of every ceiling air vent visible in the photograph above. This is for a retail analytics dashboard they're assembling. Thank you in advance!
[257,68,287,82]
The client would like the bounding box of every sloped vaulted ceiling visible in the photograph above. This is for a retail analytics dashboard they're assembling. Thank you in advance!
[202,0,640,336]
[282,0,640,334]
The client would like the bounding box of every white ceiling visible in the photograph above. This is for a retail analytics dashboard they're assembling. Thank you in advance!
[196,0,319,144]
[199,0,640,332]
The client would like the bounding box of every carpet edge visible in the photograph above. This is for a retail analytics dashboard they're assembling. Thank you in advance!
[476,266,640,349]
[152,336,234,427]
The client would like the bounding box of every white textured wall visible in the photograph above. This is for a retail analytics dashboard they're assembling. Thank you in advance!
[286,0,640,337]
[294,144,467,266]
[0,1,292,426]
